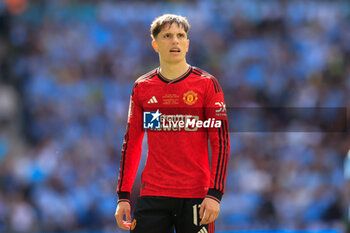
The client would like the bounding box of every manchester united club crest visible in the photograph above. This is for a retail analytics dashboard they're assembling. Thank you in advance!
[183,90,198,105]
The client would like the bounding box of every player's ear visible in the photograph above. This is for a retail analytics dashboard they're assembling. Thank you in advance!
[185,39,189,52]
[152,40,158,53]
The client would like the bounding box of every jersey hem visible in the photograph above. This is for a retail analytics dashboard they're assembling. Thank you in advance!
[140,189,207,199]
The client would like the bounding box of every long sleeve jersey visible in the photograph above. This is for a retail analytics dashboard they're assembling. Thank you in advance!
[117,66,230,202]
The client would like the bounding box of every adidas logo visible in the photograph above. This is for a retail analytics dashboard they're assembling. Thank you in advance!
[198,227,208,233]
[148,96,158,104]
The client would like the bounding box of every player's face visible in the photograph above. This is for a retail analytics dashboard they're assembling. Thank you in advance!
[152,23,189,64]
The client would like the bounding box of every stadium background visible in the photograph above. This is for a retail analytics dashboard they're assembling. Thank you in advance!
[0,0,349,232]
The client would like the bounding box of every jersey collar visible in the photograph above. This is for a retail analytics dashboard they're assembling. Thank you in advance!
[157,66,192,84]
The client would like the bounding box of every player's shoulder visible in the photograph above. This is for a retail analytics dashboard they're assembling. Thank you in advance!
[191,66,220,84]
[135,68,158,85]
[191,66,223,93]
[131,68,158,96]
[191,66,216,80]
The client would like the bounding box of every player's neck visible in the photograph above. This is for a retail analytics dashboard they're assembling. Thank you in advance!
[159,61,190,80]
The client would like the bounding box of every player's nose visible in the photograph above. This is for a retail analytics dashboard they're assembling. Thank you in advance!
[172,36,179,44]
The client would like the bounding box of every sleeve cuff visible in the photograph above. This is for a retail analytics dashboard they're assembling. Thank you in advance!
[118,191,131,201]
[206,188,223,203]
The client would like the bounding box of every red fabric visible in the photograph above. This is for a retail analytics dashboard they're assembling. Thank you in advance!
[117,66,230,199]
[209,222,215,233]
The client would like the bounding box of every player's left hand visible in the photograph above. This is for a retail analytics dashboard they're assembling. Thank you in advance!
[199,197,220,225]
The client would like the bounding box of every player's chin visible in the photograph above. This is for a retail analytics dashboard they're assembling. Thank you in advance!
[166,57,185,64]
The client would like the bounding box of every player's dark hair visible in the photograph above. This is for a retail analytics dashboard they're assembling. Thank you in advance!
[150,14,190,39]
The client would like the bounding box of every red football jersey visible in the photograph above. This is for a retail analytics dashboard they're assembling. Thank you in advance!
[117,66,230,202]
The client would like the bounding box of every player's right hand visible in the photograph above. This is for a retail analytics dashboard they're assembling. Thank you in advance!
[115,201,132,230]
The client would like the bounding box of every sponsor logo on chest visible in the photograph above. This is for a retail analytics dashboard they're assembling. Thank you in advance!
[147,90,199,106]
[147,96,158,104]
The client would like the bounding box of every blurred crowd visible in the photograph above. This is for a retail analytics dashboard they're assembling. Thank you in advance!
[0,0,349,232]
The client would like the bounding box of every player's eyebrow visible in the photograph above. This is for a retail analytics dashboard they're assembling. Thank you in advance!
[163,32,186,36]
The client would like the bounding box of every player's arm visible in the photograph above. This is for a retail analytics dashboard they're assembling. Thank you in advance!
[200,77,230,225]
[115,83,145,230]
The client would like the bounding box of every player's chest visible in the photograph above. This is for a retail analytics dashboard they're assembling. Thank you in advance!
[140,84,205,108]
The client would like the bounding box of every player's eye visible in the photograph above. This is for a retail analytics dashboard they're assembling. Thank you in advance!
[164,34,171,38]
[178,34,185,38]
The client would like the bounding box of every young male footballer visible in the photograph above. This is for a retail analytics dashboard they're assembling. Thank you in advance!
[115,14,230,233]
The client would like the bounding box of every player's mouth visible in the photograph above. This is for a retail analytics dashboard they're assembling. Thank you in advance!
[169,48,181,54]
